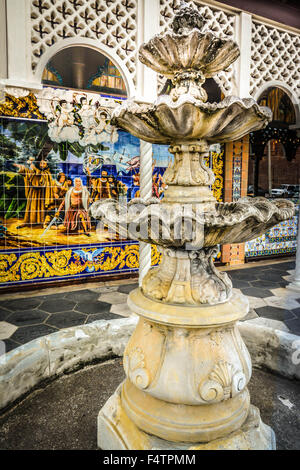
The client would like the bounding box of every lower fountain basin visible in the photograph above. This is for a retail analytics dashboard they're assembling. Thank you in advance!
[91,197,294,250]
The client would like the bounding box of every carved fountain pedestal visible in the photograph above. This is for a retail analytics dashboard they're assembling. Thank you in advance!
[93,3,294,450]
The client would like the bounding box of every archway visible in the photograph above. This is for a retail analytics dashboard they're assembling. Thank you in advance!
[249,86,300,197]
[34,38,135,98]
[41,46,128,98]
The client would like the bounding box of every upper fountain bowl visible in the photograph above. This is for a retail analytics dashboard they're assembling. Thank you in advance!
[139,29,240,79]
[139,3,240,79]
[112,2,272,143]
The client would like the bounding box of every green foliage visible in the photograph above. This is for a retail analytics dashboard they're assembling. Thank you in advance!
[0,171,26,219]
[0,134,21,161]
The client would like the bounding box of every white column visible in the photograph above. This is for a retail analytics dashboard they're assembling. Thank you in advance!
[1,0,39,89]
[136,0,160,284]
[0,0,7,80]
[136,0,160,102]
[267,140,272,197]
[236,12,252,98]
[287,209,300,291]
[139,140,153,285]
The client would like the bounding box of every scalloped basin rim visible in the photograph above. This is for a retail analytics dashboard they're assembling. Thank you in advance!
[112,95,272,145]
[138,28,240,78]
[114,95,272,116]
[90,197,294,248]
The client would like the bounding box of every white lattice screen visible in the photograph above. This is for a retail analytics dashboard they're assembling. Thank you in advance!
[31,0,138,82]
[250,20,300,99]
[159,0,237,96]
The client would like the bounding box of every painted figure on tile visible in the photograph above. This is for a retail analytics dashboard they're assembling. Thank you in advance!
[107,175,128,199]
[156,173,168,199]
[132,172,140,198]
[14,158,56,227]
[152,173,161,198]
[90,177,101,203]
[75,94,91,129]
[57,177,91,236]
[97,171,112,199]
[48,99,79,143]
[55,172,71,202]
[83,106,118,145]
[43,172,72,229]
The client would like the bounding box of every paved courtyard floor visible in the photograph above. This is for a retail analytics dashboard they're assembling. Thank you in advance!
[1,358,299,450]
[0,258,299,354]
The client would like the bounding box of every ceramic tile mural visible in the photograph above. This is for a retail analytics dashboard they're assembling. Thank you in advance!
[232,140,243,201]
[0,91,225,288]
[245,203,299,258]
[0,115,169,287]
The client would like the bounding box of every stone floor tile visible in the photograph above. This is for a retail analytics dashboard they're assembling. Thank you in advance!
[63,289,100,302]
[270,262,295,271]
[270,287,300,298]
[0,297,42,312]
[0,307,12,321]
[230,279,251,289]
[88,286,119,294]
[75,300,111,315]
[246,317,290,332]
[282,275,293,281]
[10,324,58,345]
[110,303,132,317]
[1,338,20,355]
[243,309,259,321]
[247,296,268,310]
[118,283,139,294]
[240,287,273,298]
[33,293,68,302]
[256,271,287,282]
[7,309,49,327]
[255,306,296,321]
[0,321,18,340]
[290,307,300,318]
[228,271,259,281]
[86,312,124,323]
[46,311,87,329]
[250,280,279,289]
[284,318,300,336]
[98,292,129,305]
[264,296,300,310]
[40,298,77,313]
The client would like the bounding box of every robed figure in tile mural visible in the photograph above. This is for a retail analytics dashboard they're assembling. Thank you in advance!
[14,158,56,227]
[56,177,91,236]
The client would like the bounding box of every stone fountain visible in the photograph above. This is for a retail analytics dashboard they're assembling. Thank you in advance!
[92,3,294,450]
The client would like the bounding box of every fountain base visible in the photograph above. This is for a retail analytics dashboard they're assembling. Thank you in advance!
[97,385,275,450]
[97,289,275,450]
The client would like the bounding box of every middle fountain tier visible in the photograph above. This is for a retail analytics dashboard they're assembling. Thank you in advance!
[92,2,294,450]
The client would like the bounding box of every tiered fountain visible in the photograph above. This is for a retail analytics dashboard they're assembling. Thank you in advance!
[92,2,294,450]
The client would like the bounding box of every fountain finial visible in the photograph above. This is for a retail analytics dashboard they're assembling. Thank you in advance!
[171,0,204,34]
